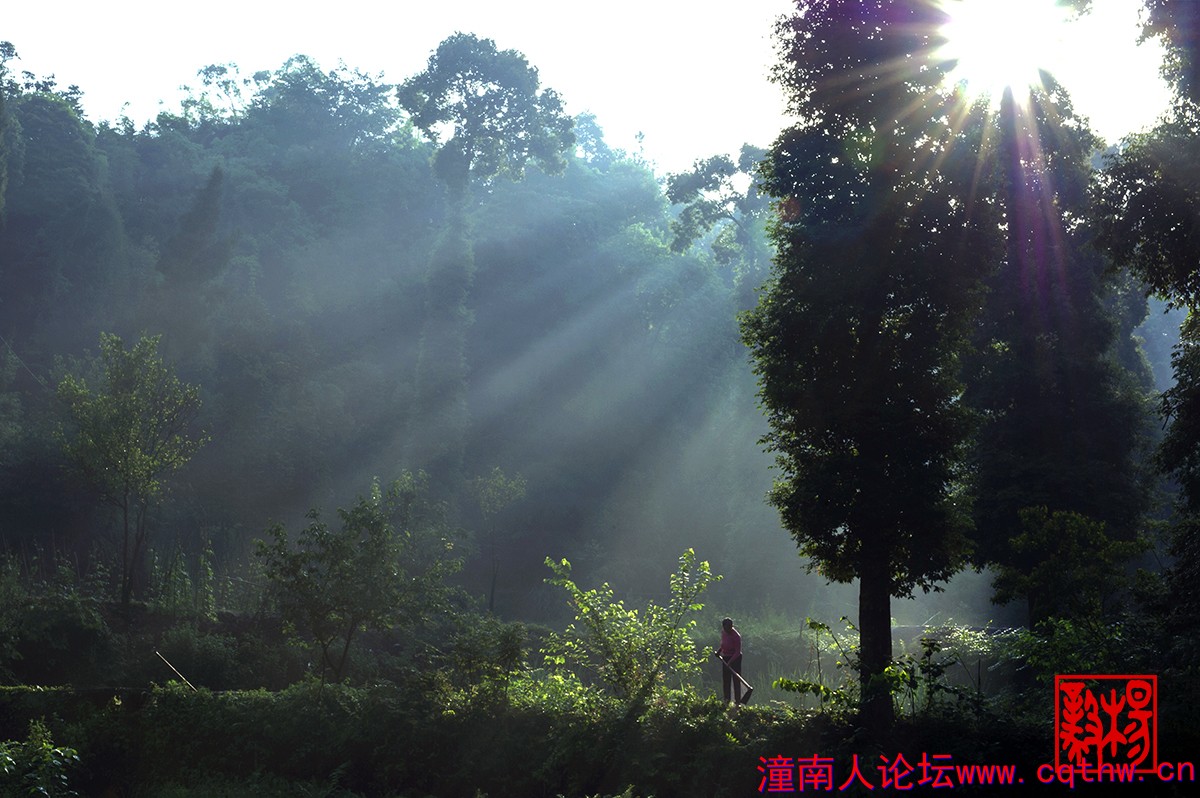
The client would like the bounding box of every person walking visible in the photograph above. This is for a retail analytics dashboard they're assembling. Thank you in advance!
[714,617,743,704]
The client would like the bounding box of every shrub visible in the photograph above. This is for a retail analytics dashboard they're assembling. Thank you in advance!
[8,596,115,686]
[0,719,79,797]
[257,473,461,684]
[542,549,718,704]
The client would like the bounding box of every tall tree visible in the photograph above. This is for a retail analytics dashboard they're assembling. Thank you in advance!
[397,33,573,198]
[397,33,573,485]
[966,83,1153,624]
[57,333,208,605]
[1093,0,1200,662]
[742,0,1000,732]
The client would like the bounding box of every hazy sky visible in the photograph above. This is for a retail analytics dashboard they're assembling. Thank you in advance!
[2,0,1174,175]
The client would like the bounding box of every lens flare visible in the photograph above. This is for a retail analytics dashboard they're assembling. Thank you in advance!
[936,0,1072,103]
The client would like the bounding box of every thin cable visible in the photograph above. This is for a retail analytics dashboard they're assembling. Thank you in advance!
[0,332,53,394]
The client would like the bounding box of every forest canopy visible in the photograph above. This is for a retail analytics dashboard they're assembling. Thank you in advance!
[0,35,799,623]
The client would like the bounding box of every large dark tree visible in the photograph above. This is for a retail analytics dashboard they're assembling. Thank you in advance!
[1094,0,1200,664]
[147,164,234,365]
[742,0,1000,732]
[967,83,1154,626]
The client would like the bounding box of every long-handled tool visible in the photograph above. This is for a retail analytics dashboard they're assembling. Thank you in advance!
[714,652,754,705]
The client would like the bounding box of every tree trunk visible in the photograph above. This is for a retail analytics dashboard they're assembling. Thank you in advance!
[335,620,358,682]
[124,502,149,605]
[120,493,132,605]
[858,545,894,736]
[488,528,498,614]
[319,639,334,686]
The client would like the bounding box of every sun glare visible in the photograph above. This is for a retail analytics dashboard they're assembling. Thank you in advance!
[936,0,1072,103]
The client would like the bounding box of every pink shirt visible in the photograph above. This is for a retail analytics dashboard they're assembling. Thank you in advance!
[718,627,741,659]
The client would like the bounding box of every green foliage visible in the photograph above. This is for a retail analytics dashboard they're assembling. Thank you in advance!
[256,473,460,683]
[777,618,996,723]
[153,628,244,690]
[0,559,21,683]
[0,42,15,224]
[994,616,1148,683]
[665,147,768,253]
[400,33,574,488]
[469,467,527,521]
[1093,10,1200,675]
[56,333,208,605]
[968,84,1154,585]
[0,86,126,338]
[147,540,217,621]
[664,145,772,307]
[1143,0,1200,106]
[1100,37,1200,326]
[0,34,784,628]
[0,673,1143,798]
[542,549,718,703]
[148,548,194,617]
[747,12,994,590]
[773,617,859,713]
[197,541,216,622]
[0,557,117,687]
[249,56,399,153]
[0,719,78,797]
[469,467,527,613]
[131,772,365,798]
[156,165,231,289]
[406,198,474,484]
[398,33,574,193]
[447,615,525,693]
[6,596,114,688]
[1160,512,1200,668]
[1159,311,1200,508]
[991,507,1147,626]
[886,632,988,719]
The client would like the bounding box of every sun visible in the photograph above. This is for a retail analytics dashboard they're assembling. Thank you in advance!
[935,0,1073,103]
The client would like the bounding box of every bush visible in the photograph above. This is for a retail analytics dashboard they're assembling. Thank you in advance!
[8,596,115,687]
[257,473,461,684]
[0,719,79,797]
[447,614,525,692]
[542,549,718,703]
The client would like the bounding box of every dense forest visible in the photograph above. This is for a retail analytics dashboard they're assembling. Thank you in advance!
[0,38,821,620]
[2,1,1200,795]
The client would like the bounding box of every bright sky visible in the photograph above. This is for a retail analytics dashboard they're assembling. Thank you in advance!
[0,0,1175,175]
[993,0,1174,144]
